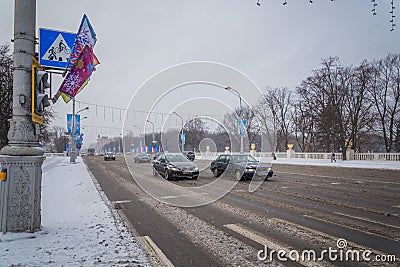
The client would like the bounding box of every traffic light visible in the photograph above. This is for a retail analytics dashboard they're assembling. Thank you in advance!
[32,57,50,124]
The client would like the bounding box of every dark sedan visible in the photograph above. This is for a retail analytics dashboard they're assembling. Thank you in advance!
[134,152,150,163]
[183,151,195,161]
[210,154,273,181]
[152,153,199,180]
[104,152,115,161]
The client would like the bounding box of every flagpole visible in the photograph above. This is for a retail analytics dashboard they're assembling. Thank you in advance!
[70,98,76,163]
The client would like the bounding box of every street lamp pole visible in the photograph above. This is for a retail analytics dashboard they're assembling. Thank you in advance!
[70,103,88,163]
[0,0,45,233]
[225,87,244,153]
[146,120,155,151]
[134,125,142,152]
[173,112,184,152]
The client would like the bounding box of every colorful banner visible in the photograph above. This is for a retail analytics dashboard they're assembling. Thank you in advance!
[67,114,80,135]
[66,14,97,70]
[59,46,99,98]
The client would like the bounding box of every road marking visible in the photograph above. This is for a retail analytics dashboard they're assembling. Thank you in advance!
[279,171,400,185]
[303,215,400,254]
[159,195,188,199]
[224,223,329,267]
[334,212,400,230]
[111,200,132,204]
[138,235,174,267]
[330,182,341,185]
[278,217,399,262]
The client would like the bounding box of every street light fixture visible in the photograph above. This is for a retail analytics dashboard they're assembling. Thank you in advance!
[173,111,185,152]
[225,86,244,153]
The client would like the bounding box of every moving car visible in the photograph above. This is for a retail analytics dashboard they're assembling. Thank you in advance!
[134,152,150,163]
[210,154,273,181]
[183,151,195,161]
[152,153,199,180]
[104,152,116,161]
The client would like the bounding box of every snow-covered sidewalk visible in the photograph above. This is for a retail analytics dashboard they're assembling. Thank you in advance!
[0,155,152,266]
[268,157,400,170]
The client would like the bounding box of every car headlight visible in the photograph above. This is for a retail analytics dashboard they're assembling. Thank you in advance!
[268,167,272,171]
[168,165,180,171]
[194,167,199,172]
[246,168,255,172]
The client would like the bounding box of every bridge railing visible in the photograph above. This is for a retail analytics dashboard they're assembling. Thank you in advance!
[196,151,400,161]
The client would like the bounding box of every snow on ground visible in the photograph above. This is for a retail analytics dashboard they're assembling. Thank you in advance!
[0,155,152,267]
[267,157,400,170]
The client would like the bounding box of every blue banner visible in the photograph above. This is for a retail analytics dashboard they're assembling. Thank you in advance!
[67,114,81,135]
[238,119,247,136]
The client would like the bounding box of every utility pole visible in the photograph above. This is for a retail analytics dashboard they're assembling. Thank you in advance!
[173,112,185,152]
[226,87,244,153]
[0,0,44,232]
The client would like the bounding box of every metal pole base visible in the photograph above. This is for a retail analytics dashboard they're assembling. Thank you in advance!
[0,155,45,233]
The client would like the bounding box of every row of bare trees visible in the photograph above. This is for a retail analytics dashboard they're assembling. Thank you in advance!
[218,54,399,157]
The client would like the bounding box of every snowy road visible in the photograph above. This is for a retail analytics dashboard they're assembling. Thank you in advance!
[84,155,400,267]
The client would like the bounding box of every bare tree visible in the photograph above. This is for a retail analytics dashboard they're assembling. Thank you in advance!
[0,44,13,150]
[369,53,400,152]
[183,118,208,151]
[297,57,374,158]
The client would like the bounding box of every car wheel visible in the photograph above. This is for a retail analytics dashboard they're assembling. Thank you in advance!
[153,167,158,176]
[213,168,220,178]
[235,170,242,181]
[192,175,198,180]
[164,170,170,180]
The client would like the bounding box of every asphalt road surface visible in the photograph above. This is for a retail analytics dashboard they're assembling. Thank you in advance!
[84,155,400,267]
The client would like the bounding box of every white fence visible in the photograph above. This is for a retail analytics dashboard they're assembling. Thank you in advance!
[198,151,400,161]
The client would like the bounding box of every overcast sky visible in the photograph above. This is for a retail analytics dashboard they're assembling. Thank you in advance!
[1,0,399,146]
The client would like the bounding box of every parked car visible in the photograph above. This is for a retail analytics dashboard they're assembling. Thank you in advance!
[104,152,116,161]
[152,153,199,180]
[134,152,150,163]
[210,154,273,181]
[183,151,195,161]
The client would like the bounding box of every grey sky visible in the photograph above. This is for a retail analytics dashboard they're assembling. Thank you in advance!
[1,0,399,146]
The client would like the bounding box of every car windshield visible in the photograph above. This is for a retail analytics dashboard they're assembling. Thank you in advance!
[138,153,147,157]
[106,152,113,155]
[231,155,258,163]
[166,154,190,162]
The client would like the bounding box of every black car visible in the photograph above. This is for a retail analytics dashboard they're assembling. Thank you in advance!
[104,152,115,161]
[210,154,273,181]
[134,152,150,163]
[183,151,195,161]
[152,153,199,180]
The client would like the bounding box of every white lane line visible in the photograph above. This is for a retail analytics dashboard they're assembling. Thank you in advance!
[224,223,329,267]
[111,200,132,204]
[303,215,400,254]
[334,212,400,230]
[138,236,174,267]
[278,217,399,262]
[159,195,188,199]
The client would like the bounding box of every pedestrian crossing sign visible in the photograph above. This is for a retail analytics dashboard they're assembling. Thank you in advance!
[39,28,76,69]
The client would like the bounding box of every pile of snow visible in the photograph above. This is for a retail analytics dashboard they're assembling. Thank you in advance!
[0,156,151,266]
